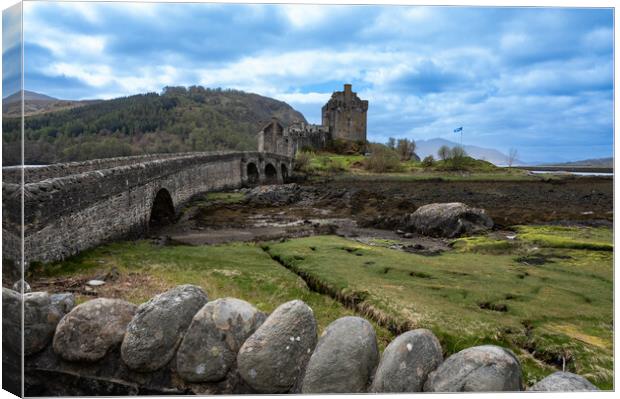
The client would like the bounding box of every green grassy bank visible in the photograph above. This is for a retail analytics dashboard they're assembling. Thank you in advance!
[32,225,613,389]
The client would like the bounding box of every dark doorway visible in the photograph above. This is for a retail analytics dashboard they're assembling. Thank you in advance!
[149,188,175,229]
[281,164,288,183]
[265,163,278,184]
[247,162,259,185]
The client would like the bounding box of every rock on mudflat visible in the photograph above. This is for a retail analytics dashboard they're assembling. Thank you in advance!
[529,372,599,391]
[405,202,493,238]
[24,292,63,355]
[424,345,522,392]
[176,298,266,382]
[53,298,137,362]
[302,316,379,393]
[237,300,317,393]
[245,183,302,206]
[371,329,443,393]
[121,284,208,371]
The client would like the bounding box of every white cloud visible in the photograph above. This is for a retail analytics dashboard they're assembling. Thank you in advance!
[281,5,329,29]
[44,63,113,87]
[276,91,330,105]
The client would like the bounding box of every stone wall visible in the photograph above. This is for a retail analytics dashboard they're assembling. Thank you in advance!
[257,84,368,158]
[1,286,599,396]
[258,119,330,157]
[3,152,192,184]
[2,151,292,266]
[321,84,368,142]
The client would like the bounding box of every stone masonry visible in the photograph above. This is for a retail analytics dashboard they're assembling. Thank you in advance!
[258,84,368,157]
[2,151,292,267]
[322,83,368,142]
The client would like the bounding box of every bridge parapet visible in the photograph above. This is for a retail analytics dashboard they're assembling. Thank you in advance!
[2,151,293,266]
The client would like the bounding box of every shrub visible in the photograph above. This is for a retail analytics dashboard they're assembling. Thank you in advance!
[446,146,468,170]
[396,138,416,161]
[422,155,435,168]
[325,158,346,173]
[437,145,451,160]
[294,151,312,172]
[327,139,366,155]
[364,144,402,173]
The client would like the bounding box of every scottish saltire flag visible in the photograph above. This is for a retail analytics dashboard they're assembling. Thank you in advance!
[454,127,463,133]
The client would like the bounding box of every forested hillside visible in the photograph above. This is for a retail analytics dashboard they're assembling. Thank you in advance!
[2,86,306,165]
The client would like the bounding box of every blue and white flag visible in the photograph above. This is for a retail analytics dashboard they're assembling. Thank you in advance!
[453,127,463,133]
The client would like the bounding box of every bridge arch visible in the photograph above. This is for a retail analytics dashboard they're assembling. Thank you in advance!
[246,162,259,185]
[265,163,278,184]
[149,188,175,229]
[281,163,289,183]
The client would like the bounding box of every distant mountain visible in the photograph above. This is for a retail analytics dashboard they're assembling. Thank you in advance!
[4,90,59,102]
[2,90,103,117]
[545,157,613,168]
[415,138,522,165]
[2,86,307,166]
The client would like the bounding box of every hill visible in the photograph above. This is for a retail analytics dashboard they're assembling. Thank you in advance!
[2,90,101,117]
[4,90,59,102]
[2,86,306,165]
[415,138,522,166]
[546,157,613,168]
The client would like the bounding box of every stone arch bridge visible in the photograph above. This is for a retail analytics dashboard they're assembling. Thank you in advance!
[2,151,292,266]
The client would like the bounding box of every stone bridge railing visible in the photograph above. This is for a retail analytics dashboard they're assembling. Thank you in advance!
[2,151,293,267]
[1,285,598,396]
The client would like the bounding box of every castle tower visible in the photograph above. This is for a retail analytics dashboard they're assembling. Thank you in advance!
[321,84,368,142]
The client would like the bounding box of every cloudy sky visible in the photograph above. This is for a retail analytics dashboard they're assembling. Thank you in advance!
[3,1,614,162]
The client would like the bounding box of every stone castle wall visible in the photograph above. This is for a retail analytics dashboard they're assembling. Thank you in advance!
[322,83,368,142]
[258,84,367,157]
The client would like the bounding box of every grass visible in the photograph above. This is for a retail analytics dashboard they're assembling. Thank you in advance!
[204,191,245,204]
[514,225,613,251]
[31,240,394,350]
[298,151,546,182]
[454,225,613,253]
[263,227,612,389]
[33,225,613,389]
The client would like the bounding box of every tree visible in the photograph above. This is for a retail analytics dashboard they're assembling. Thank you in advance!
[437,145,451,160]
[507,148,518,167]
[447,146,468,170]
[422,155,435,167]
[450,146,467,159]
[396,138,416,161]
[386,137,396,150]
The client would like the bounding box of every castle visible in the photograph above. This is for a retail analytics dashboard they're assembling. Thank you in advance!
[258,84,368,157]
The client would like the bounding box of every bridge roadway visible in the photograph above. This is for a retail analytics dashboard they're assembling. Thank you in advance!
[2,151,292,266]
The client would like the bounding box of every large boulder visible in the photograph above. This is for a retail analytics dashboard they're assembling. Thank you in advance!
[371,329,443,392]
[237,300,317,393]
[302,316,379,393]
[24,292,63,355]
[424,345,522,392]
[2,288,22,354]
[53,298,137,362]
[529,372,599,391]
[121,285,208,372]
[176,298,266,382]
[404,202,493,238]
